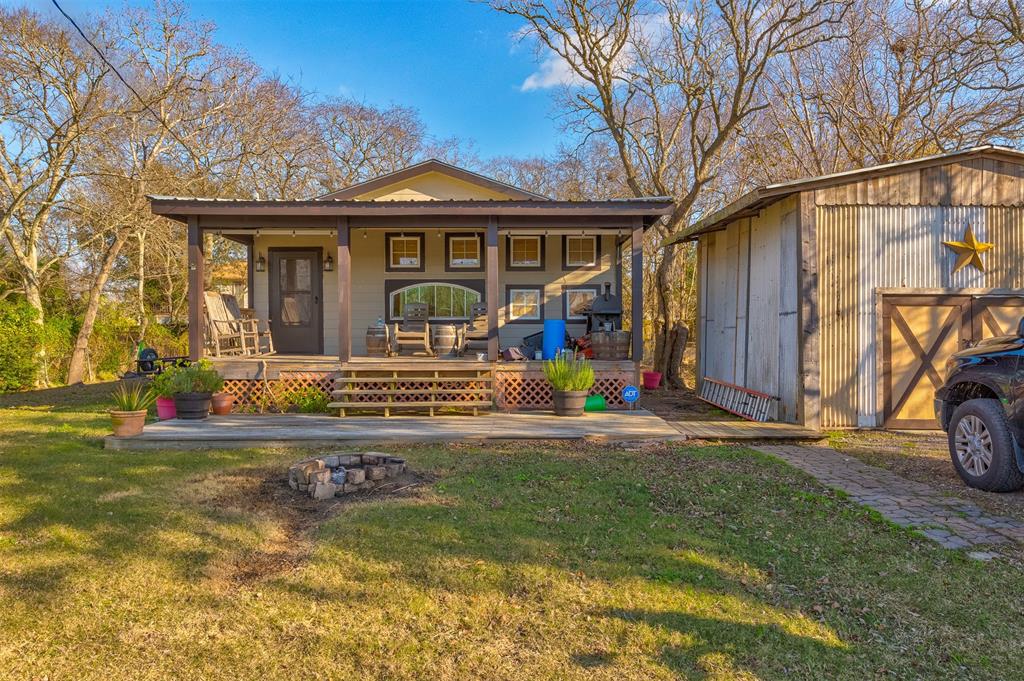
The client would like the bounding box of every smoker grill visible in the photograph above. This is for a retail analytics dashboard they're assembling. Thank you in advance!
[587,282,623,333]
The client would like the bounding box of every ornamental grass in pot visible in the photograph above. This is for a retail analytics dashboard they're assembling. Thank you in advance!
[170,361,224,420]
[110,383,155,437]
[543,353,595,417]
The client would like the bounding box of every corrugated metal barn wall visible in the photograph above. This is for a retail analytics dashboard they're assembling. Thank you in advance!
[816,204,1017,427]
[697,196,801,421]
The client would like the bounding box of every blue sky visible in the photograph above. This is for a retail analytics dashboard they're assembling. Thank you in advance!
[27,0,570,158]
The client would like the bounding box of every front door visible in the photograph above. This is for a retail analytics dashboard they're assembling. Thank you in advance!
[268,249,323,354]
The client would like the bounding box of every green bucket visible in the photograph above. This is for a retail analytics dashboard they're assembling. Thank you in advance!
[584,394,607,412]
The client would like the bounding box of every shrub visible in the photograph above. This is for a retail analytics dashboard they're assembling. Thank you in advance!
[542,353,595,392]
[281,385,330,413]
[0,301,40,391]
[168,360,224,394]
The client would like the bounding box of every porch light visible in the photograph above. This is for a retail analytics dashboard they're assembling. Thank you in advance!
[255,253,266,272]
[324,254,334,272]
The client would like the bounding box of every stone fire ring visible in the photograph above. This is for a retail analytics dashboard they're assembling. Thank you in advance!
[288,452,407,501]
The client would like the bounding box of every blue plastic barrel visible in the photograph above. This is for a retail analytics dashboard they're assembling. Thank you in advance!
[542,319,566,359]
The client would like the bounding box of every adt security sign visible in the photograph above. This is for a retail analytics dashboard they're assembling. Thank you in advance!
[622,385,640,404]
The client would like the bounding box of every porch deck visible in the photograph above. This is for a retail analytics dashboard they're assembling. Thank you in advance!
[104,410,680,450]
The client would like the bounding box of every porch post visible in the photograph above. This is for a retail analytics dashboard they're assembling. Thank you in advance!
[187,215,204,361]
[486,216,499,360]
[631,216,644,384]
[337,216,351,362]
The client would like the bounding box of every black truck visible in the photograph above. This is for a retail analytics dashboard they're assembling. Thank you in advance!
[935,319,1024,492]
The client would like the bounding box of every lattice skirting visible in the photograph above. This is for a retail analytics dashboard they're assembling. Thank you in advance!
[223,371,336,412]
[493,370,632,411]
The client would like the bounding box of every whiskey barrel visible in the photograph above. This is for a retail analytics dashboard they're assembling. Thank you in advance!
[366,326,389,357]
[590,330,631,360]
[432,323,459,357]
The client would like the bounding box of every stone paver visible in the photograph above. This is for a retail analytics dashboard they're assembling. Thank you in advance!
[755,444,1024,550]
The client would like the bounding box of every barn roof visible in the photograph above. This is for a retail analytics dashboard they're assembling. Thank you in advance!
[669,144,1024,244]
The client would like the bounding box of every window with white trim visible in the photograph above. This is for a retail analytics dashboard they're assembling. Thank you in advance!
[564,235,597,267]
[508,288,542,321]
[448,235,481,268]
[390,283,481,320]
[564,287,597,321]
[509,235,542,268]
[389,236,421,269]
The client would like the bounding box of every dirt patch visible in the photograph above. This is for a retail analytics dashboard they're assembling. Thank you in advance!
[185,465,432,587]
[830,429,1024,523]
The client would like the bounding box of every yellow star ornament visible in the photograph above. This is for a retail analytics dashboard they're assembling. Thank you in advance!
[942,223,993,274]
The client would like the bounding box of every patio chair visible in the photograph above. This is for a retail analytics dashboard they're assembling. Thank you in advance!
[204,291,270,357]
[460,302,490,357]
[392,302,433,356]
[223,293,274,355]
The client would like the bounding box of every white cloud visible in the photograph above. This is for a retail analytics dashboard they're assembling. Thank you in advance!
[520,52,582,92]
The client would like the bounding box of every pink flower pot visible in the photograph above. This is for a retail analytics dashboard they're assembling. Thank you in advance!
[642,371,662,390]
[155,396,177,420]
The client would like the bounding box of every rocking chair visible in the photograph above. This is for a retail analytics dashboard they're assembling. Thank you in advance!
[460,302,490,357]
[391,302,433,356]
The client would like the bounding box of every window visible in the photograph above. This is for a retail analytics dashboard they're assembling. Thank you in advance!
[563,235,598,269]
[564,286,599,321]
[446,233,482,271]
[390,282,481,320]
[507,235,543,269]
[506,287,543,322]
[386,233,424,271]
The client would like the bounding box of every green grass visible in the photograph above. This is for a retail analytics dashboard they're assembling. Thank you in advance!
[1,393,1022,679]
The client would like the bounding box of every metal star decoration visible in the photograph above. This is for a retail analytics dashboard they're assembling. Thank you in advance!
[942,223,993,274]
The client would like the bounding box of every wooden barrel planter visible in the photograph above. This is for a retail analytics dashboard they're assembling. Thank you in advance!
[366,326,390,357]
[432,323,459,357]
[590,330,631,360]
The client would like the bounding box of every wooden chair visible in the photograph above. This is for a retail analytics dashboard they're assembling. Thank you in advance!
[392,302,433,356]
[204,291,272,357]
[460,302,490,357]
[223,293,274,355]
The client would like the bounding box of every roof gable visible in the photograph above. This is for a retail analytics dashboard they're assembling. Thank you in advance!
[317,159,549,201]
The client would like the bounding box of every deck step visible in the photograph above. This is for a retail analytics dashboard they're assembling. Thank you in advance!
[332,388,493,397]
[328,400,493,407]
[334,376,493,383]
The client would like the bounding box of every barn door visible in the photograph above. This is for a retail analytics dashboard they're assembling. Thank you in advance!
[973,297,1024,340]
[881,295,972,429]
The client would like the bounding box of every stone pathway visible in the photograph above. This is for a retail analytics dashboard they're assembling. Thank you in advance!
[755,444,1024,550]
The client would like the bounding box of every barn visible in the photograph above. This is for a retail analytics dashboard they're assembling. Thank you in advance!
[672,145,1024,430]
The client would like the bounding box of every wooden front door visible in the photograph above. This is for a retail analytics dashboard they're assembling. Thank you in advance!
[881,294,1024,429]
[268,249,323,354]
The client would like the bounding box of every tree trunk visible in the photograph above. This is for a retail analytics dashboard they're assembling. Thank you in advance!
[66,233,128,384]
[136,230,149,343]
[650,243,687,387]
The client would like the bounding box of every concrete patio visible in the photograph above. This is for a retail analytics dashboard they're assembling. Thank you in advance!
[104,409,683,450]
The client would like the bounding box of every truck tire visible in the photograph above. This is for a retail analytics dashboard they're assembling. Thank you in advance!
[947,398,1024,492]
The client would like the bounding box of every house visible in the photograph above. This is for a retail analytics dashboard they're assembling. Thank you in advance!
[149,159,673,412]
[670,145,1024,429]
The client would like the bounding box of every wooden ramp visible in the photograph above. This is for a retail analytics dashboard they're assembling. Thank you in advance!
[105,410,681,450]
[669,420,824,441]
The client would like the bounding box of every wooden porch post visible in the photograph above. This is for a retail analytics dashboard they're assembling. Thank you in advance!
[337,216,352,362]
[631,216,644,384]
[187,215,204,361]
[486,216,499,360]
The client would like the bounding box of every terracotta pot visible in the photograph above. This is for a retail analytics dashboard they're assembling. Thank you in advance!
[155,396,177,420]
[110,410,147,437]
[173,392,212,420]
[552,390,588,417]
[211,392,235,416]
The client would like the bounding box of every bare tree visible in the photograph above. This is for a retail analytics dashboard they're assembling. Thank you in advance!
[492,0,849,385]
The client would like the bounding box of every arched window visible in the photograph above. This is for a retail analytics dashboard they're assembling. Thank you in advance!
[390,282,481,320]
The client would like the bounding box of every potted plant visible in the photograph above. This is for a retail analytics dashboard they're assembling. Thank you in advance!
[150,366,179,420]
[542,352,595,417]
[170,360,224,420]
[110,382,155,437]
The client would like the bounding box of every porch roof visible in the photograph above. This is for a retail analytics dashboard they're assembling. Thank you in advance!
[148,195,675,228]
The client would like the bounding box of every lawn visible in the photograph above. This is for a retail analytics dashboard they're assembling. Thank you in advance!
[1,391,1022,680]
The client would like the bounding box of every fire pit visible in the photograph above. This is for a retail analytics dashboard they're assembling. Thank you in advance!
[288,452,407,500]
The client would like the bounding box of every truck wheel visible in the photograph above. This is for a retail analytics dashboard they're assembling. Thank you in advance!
[947,399,1024,492]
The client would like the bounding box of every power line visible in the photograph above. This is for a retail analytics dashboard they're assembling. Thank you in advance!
[49,0,205,169]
